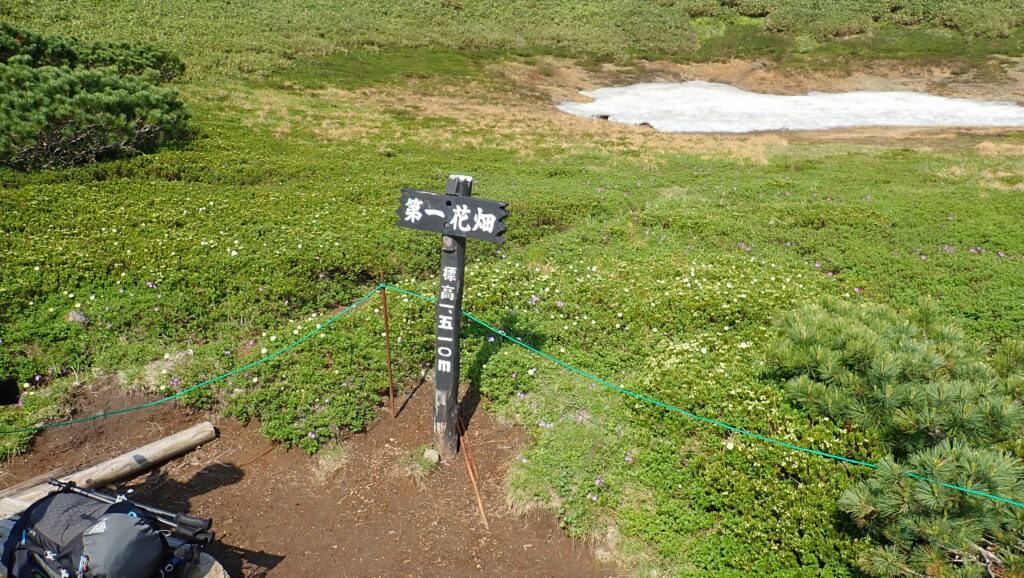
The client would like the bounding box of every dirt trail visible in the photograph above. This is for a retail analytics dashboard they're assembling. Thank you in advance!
[2,380,617,577]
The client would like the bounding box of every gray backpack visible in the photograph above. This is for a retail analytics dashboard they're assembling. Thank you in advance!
[2,490,171,577]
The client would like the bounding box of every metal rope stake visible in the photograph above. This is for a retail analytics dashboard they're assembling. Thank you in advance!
[396,175,508,459]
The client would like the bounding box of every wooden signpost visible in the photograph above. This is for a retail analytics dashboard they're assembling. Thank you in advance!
[396,175,508,459]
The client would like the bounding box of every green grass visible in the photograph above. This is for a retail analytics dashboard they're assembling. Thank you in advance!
[3,2,1024,575]
[7,0,1022,80]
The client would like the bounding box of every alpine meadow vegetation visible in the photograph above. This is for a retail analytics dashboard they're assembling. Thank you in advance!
[2,1,1024,575]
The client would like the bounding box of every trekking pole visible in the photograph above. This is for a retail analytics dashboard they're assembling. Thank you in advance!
[47,479,213,541]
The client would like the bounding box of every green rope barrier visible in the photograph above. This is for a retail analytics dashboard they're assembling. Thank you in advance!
[385,283,1024,510]
[5,280,1022,510]
[0,285,383,435]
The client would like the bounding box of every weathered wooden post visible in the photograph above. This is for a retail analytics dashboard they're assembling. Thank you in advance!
[433,176,469,459]
[395,175,507,460]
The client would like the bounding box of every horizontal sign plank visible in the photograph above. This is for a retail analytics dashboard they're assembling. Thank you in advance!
[396,187,508,244]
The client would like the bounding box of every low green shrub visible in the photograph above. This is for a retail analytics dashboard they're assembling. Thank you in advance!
[0,60,191,170]
[767,298,1024,575]
[1,22,184,81]
[934,0,1024,38]
[841,442,1024,576]
[870,0,937,26]
[0,23,189,170]
[724,0,780,18]
[765,1,875,38]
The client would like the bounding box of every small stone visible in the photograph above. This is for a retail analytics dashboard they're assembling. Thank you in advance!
[423,448,440,464]
[65,310,90,325]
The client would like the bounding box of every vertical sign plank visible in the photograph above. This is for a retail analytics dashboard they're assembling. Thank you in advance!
[433,175,472,459]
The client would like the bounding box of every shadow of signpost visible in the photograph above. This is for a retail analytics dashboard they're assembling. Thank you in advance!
[460,311,547,432]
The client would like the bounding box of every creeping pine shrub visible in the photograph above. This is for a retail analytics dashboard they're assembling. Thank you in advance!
[0,23,190,170]
[0,22,184,81]
[766,298,1024,576]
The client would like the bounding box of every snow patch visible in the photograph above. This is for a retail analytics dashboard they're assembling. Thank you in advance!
[557,81,1024,133]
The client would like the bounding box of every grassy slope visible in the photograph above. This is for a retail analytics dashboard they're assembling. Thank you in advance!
[3,2,1024,575]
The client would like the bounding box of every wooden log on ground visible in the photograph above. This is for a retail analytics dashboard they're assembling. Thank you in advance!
[0,465,77,500]
[10,421,216,504]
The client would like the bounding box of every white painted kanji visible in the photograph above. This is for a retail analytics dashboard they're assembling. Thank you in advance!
[403,198,424,223]
[472,207,497,233]
[449,204,472,232]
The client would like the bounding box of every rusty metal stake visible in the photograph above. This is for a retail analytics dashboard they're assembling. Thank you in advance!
[380,272,396,418]
[458,417,489,531]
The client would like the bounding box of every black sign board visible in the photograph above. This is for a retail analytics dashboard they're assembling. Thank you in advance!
[394,175,509,459]
[397,187,508,244]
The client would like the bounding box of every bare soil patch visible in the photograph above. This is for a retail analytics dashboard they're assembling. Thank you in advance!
[2,379,617,577]
[500,56,1024,104]
[311,56,1024,167]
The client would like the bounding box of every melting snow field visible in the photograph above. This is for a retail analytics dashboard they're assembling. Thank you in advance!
[557,81,1024,133]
